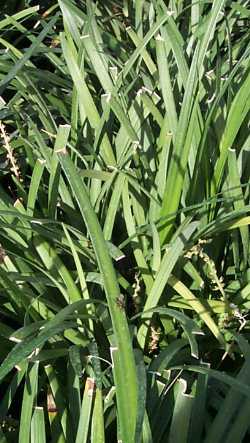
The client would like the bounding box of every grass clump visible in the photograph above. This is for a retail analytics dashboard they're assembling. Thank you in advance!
[0,0,249,441]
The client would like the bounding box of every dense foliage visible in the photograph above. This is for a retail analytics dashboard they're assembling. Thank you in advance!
[0,0,249,441]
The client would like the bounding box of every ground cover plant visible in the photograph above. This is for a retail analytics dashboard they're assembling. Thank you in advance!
[0,0,249,441]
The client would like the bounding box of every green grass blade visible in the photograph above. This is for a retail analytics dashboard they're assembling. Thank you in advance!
[227,148,249,268]
[91,387,105,443]
[117,14,170,86]
[31,407,46,443]
[135,350,147,443]
[18,362,39,443]
[211,72,250,197]
[27,159,45,217]
[169,379,193,443]
[197,0,225,78]
[188,373,208,443]
[49,124,71,219]
[0,6,39,30]
[45,364,72,443]
[0,362,27,418]
[155,34,177,135]
[168,275,226,347]
[126,27,157,76]
[122,179,153,293]
[159,46,199,243]
[57,149,138,443]
[137,221,198,348]
[60,32,116,166]
[76,378,95,443]
[204,353,250,443]
[0,14,59,94]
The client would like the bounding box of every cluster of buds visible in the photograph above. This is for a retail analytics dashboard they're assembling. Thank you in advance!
[148,325,161,354]
[0,121,21,181]
[218,305,248,333]
[0,417,17,433]
[184,238,208,259]
[185,239,226,300]
[0,245,6,264]
[132,272,141,310]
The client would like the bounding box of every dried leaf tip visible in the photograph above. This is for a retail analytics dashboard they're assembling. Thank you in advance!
[55,147,67,155]
[155,34,164,41]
